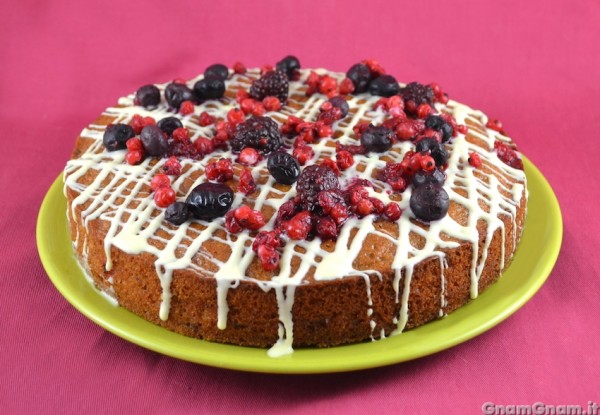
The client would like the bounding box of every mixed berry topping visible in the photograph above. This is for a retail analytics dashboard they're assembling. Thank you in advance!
[103,124,135,151]
[400,82,435,114]
[164,82,196,110]
[346,63,372,93]
[296,165,340,212]
[165,202,191,225]
[231,116,282,155]
[193,77,226,100]
[185,182,234,220]
[276,55,301,80]
[135,85,161,108]
[368,74,400,97]
[204,63,229,81]
[249,70,289,103]
[140,125,169,157]
[157,116,183,135]
[410,184,450,222]
[267,151,301,185]
[360,124,395,153]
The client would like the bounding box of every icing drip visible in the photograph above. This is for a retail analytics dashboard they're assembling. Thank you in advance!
[64,68,527,356]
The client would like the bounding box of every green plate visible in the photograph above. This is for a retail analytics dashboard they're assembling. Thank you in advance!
[37,157,562,374]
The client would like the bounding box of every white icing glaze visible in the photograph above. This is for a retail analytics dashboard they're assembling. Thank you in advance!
[64,68,527,356]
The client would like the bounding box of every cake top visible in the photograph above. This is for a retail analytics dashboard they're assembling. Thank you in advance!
[64,57,526,356]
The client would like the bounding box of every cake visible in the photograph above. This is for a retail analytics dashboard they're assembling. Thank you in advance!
[64,57,527,357]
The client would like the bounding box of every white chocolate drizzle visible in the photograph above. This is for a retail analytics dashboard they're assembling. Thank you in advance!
[64,68,527,356]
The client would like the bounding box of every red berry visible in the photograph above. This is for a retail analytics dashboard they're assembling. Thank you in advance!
[420,155,436,171]
[250,102,265,116]
[339,77,355,95]
[330,203,348,225]
[246,210,265,231]
[468,152,482,168]
[285,211,312,240]
[150,174,170,191]
[238,147,260,166]
[316,123,333,138]
[486,118,503,132]
[153,186,176,208]
[416,104,433,119]
[316,216,338,240]
[233,61,246,74]
[162,156,182,176]
[262,96,282,111]
[235,88,250,104]
[126,137,144,152]
[257,244,279,271]
[457,124,468,135]
[179,100,194,115]
[252,231,282,253]
[389,178,407,192]
[225,211,243,233]
[356,198,374,216]
[336,150,354,170]
[227,108,245,125]
[238,169,257,194]
[370,197,385,214]
[320,158,340,176]
[172,127,190,142]
[240,98,256,114]
[198,111,216,126]
[206,158,233,182]
[194,137,214,156]
[383,202,401,221]
[126,150,143,165]
[348,185,368,205]
[129,114,156,134]
[292,145,314,165]
[318,75,338,95]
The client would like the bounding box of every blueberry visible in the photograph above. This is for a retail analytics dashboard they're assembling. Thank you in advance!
[410,184,450,222]
[346,63,372,93]
[412,169,446,188]
[164,82,196,110]
[135,85,161,108]
[140,125,169,157]
[360,124,395,153]
[415,137,449,166]
[267,152,301,185]
[193,77,226,100]
[368,74,400,97]
[157,116,183,136]
[425,115,454,143]
[328,96,350,118]
[204,64,229,81]
[276,55,301,79]
[185,182,234,220]
[103,124,135,151]
[165,202,191,225]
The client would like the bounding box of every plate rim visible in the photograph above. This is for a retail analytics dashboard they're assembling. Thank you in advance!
[36,156,563,373]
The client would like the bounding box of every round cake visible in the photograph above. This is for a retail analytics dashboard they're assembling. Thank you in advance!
[64,58,527,356]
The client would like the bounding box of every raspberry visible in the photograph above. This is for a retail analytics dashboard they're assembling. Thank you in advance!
[231,116,283,155]
[179,100,194,115]
[198,111,216,126]
[356,198,374,216]
[238,169,257,194]
[316,123,333,138]
[150,174,170,191]
[126,150,143,165]
[339,78,355,95]
[316,217,338,240]
[153,186,176,208]
[227,108,245,125]
[194,137,214,156]
[468,152,482,168]
[336,150,354,170]
[205,158,233,182]
[235,88,250,104]
[292,145,314,165]
[240,98,257,115]
[172,127,190,142]
[347,185,368,206]
[329,203,349,225]
[232,205,265,231]
[238,147,260,166]
[416,104,433,119]
[317,107,342,125]
[285,211,313,240]
[250,102,265,117]
[318,75,338,95]
[126,137,144,152]
[275,199,298,228]
[252,231,282,253]
[249,70,289,102]
[320,158,340,176]
[263,96,282,112]
[162,156,182,175]
[232,61,246,74]
[383,202,401,221]
[257,244,279,271]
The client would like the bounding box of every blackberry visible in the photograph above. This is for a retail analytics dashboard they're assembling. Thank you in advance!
[410,184,449,222]
[135,85,161,107]
[400,82,435,106]
[425,115,454,143]
[268,152,301,185]
[164,82,196,110]
[204,63,229,81]
[360,124,395,153]
[368,74,400,97]
[328,96,350,118]
[231,116,283,155]
[193,77,226,100]
[185,182,234,220]
[276,55,301,79]
[415,137,449,166]
[346,63,372,93]
[165,202,191,225]
[103,124,135,151]
[157,116,183,136]
[249,70,289,102]
[296,164,340,212]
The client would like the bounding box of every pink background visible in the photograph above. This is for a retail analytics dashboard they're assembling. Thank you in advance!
[2,0,600,413]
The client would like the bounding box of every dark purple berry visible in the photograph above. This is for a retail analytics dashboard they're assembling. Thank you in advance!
[400,82,435,106]
[425,115,454,143]
[164,82,196,110]
[360,124,395,153]
[165,202,191,225]
[328,96,350,118]
[103,124,135,151]
[193,77,226,100]
[267,152,301,185]
[368,74,400,97]
[296,165,340,212]
[157,116,183,136]
[276,55,301,79]
[412,169,446,188]
[204,64,229,81]
[415,137,449,166]
[140,125,169,157]
[410,184,449,222]
[185,182,234,220]
[249,70,289,102]
[135,85,161,108]
[231,116,283,155]
[346,63,372,93]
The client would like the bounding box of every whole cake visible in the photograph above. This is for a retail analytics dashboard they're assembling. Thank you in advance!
[64,57,527,356]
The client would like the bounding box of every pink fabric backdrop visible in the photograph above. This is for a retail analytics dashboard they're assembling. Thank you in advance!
[2,0,599,413]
